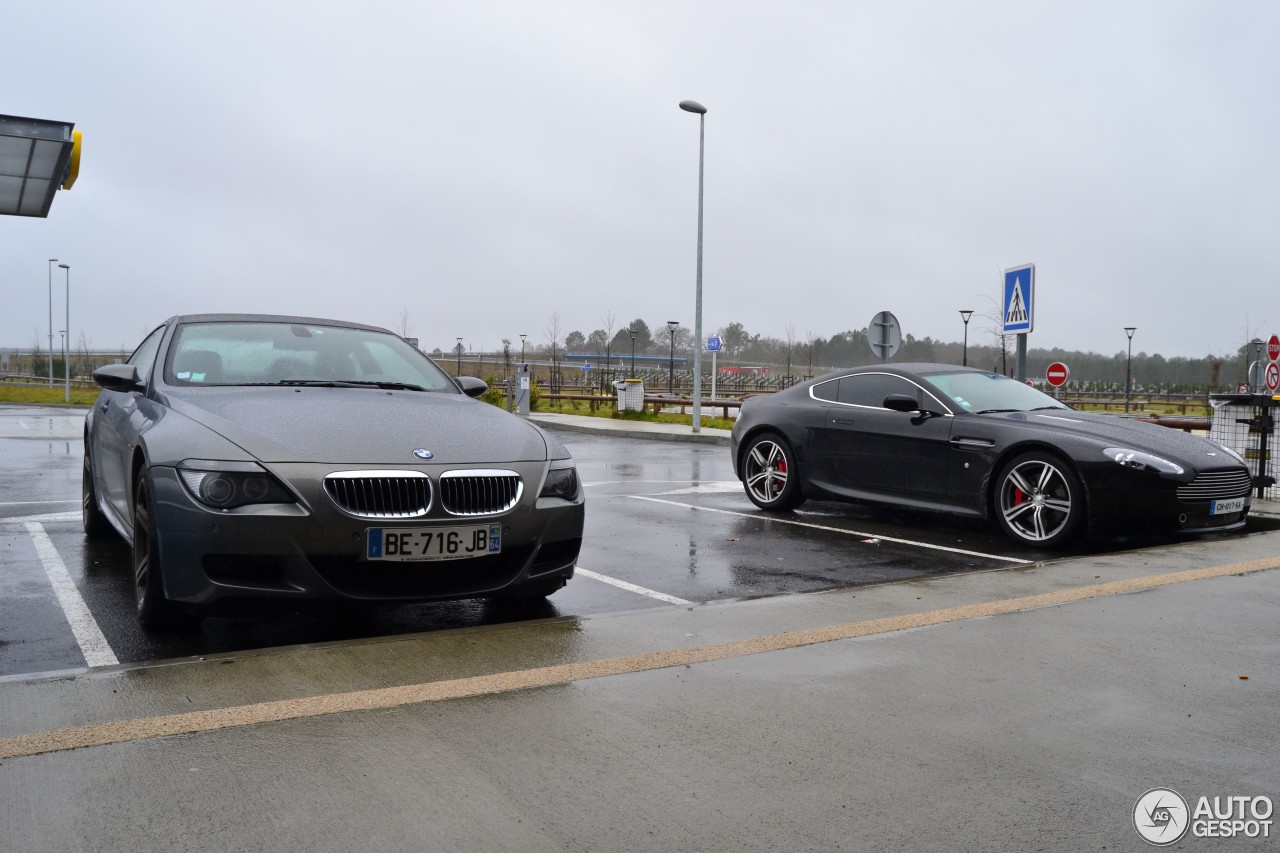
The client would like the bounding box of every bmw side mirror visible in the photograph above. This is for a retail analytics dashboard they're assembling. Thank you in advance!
[455,376,488,398]
[92,363,143,393]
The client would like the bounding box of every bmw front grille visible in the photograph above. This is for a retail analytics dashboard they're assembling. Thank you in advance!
[439,470,522,516]
[323,471,432,519]
[1175,469,1253,502]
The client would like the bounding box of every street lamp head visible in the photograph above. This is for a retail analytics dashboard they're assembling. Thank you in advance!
[678,100,707,114]
[628,328,636,339]
[959,310,974,324]
[666,320,679,332]
[58,263,69,269]
[1124,326,1136,339]
[48,257,57,262]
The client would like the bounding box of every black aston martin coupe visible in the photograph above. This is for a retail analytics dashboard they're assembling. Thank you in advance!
[730,364,1252,547]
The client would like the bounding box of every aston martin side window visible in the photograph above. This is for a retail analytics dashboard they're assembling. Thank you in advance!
[836,374,919,408]
[811,379,840,403]
[127,326,166,384]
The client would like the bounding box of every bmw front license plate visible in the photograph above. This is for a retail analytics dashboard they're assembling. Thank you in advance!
[366,524,502,562]
[1209,497,1246,516]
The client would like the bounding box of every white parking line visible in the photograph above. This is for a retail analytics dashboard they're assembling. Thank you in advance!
[1,511,81,525]
[626,496,1027,564]
[22,522,119,668]
[576,567,693,606]
[0,499,78,507]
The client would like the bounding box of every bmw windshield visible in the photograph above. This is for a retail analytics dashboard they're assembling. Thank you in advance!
[924,370,1072,415]
[163,321,458,391]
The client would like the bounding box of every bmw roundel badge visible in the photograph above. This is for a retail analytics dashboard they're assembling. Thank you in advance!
[413,449,434,460]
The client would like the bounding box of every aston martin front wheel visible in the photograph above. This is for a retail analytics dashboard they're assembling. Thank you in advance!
[994,452,1083,548]
[741,432,805,511]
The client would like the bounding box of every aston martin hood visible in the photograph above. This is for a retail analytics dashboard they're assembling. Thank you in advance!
[165,388,550,464]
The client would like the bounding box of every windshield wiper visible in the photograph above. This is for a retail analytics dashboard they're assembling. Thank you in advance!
[1029,405,1069,411]
[239,379,429,391]
[974,408,1023,415]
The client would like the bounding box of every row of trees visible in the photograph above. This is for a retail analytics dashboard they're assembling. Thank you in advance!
[455,314,1264,393]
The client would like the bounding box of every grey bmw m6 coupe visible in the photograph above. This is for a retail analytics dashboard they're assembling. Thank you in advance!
[84,314,584,628]
[731,364,1253,548]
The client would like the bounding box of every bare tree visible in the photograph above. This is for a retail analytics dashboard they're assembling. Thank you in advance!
[29,330,45,379]
[396,307,415,339]
[544,312,563,393]
[784,322,797,381]
[804,328,817,378]
[599,312,617,391]
[75,330,92,379]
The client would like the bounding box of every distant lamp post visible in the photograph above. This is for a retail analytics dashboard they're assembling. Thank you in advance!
[519,333,527,362]
[628,328,637,378]
[47,258,57,385]
[456,337,463,377]
[666,320,679,394]
[58,263,70,401]
[1123,326,1137,413]
[679,99,708,432]
[959,309,974,367]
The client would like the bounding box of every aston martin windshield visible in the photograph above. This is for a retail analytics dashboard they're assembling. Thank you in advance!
[925,370,1071,415]
[164,321,457,391]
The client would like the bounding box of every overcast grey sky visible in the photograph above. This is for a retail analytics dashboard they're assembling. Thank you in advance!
[3,1,1275,361]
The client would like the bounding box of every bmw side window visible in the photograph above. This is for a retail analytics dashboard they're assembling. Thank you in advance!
[127,326,166,385]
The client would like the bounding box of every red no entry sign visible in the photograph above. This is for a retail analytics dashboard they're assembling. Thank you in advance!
[1268,334,1280,361]
[1046,362,1070,387]
[1267,360,1280,392]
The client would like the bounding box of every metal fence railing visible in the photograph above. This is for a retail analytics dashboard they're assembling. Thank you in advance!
[1209,394,1278,500]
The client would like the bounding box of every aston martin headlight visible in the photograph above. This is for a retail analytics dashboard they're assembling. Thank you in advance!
[178,459,294,509]
[1102,448,1184,475]
[539,463,579,500]
[1216,443,1247,465]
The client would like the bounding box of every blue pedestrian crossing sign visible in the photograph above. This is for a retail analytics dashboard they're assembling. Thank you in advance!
[1002,263,1035,335]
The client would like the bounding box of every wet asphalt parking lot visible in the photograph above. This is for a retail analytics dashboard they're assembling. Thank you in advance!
[1,403,1273,679]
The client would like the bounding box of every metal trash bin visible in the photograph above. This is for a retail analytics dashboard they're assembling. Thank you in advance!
[614,379,645,412]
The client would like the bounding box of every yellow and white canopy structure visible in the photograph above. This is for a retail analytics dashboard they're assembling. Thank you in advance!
[0,113,81,218]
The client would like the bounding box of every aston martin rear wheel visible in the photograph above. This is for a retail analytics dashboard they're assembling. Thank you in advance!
[132,470,189,629]
[994,452,1083,548]
[741,432,804,511]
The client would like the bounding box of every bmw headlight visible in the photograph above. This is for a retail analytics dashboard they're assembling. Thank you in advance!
[1102,448,1184,475]
[539,462,579,500]
[178,459,294,509]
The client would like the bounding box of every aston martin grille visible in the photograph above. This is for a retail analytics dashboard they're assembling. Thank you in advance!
[323,471,431,519]
[1176,469,1252,502]
[439,470,522,516]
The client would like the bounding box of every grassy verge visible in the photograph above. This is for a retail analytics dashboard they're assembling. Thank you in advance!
[0,385,97,406]
[533,399,735,430]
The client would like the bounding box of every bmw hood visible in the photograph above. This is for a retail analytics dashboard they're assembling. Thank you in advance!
[1010,411,1233,468]
[163,388,550,464]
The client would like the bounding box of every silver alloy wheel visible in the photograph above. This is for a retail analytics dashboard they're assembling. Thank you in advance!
[998,457,1074,542]
[744,438,790,505]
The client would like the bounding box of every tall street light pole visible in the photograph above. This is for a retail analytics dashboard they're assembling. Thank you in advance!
[959,309,974,367]
[679,99,708,432]
[47,258,58,385]
[519,334,527,363]
[666,320,678,394]
[58,263,70,402]
[1124,326,1136,413]
[628,328,637,378]
[456,337,463,376]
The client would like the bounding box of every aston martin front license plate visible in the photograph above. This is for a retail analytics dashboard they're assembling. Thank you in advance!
[1209,497,1246,516]
[366,524,502,562]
